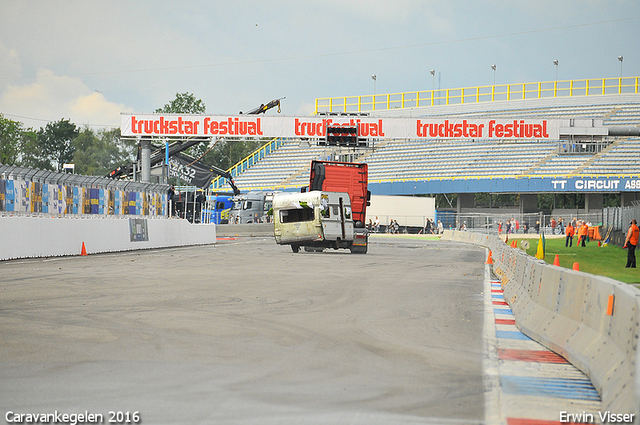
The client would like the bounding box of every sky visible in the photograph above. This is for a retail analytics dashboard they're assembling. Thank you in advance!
[0,0,638,131]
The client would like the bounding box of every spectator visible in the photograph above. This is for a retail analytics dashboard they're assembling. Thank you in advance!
[374,216,380,233]
[167,185,175,217]
[625,219,639,268]
[578,221,589,247]
[437,220,444,234]
[565,221,575,247]
[498,220,503,234]
[551,217,557,234]
[534,220,540,234]
[558,217,565,234]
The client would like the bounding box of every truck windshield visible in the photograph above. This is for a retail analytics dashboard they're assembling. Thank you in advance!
[280,208,314,223]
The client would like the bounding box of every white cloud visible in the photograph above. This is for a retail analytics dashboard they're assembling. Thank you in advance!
[0,47,133,130]
[69,92,133,128]
[0,40,21,78]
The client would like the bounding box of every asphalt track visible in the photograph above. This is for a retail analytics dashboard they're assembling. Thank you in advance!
[0,236,487,425]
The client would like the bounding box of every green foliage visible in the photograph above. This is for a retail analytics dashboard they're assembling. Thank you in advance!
[18,130,49,169]
[155,92,206,115]
[434,193,457,209]
[72,127,135,176]
[36,119,79,171]
[0,113,26,165]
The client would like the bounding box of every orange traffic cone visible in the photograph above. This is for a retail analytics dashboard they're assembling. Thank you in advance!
[81,242,87,256]
[486,250,494,265]
[553,254,560,266]
[572,262,579,271]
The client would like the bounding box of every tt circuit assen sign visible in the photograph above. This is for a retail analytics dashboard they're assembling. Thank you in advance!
[121,114,561,140]
[551,178,640,192]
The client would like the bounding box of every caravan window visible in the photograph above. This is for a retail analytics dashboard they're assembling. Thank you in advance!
[280,208,315,223]
[243,201,252,210]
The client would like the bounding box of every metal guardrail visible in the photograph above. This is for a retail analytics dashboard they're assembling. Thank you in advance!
[211,137,283,191]
[315,76,640,114]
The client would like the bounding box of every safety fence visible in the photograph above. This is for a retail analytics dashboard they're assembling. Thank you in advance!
[0,165,169,217]
[379,211,604,235]
[315,76,640,113]
[442,230,640,417]
[603,203,640,232]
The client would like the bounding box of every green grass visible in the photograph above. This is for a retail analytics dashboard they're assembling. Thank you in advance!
[511,237,640,284]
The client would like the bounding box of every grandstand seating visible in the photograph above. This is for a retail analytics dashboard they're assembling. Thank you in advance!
[581,138,640,174]
[228,97,640,192]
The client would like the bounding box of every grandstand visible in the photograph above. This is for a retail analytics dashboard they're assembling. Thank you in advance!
[213,78,640,207]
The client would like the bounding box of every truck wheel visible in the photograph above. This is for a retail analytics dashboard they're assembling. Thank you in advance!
[350,245,367,254]
[291,245,300,253]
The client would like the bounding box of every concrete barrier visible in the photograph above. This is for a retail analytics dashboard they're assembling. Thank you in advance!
[0,216,217,260]
[215,223,274,238]
[441,230,640,417]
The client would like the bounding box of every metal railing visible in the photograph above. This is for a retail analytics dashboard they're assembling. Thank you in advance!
[210,137,283,191]
[315,76,640,114]
[603,203,640,232]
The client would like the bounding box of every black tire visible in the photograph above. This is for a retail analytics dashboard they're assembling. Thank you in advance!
[291,244,300,253]
[350,244,367,254]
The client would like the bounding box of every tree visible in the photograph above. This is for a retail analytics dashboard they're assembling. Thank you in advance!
[37,119,79,171]
[72,127,136,176]
[0,114,25,165]
[155,92,206,114]
[156,92,209,158]
[18,129,49,169]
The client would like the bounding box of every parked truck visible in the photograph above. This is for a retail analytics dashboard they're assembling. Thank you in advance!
[203,194,234,224]
[273,160,370,253]
[229,191,277,224]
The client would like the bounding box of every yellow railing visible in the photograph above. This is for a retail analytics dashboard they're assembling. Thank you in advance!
[210,137,283,191]
[314,76,640,114]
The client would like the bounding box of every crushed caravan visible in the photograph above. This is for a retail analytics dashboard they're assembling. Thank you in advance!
[273,190,358,253]
[272,160,370,254]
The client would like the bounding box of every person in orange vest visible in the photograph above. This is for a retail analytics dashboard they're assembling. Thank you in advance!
[565,222,575,247]
[625,219,639,268]
[578,221,589,247]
